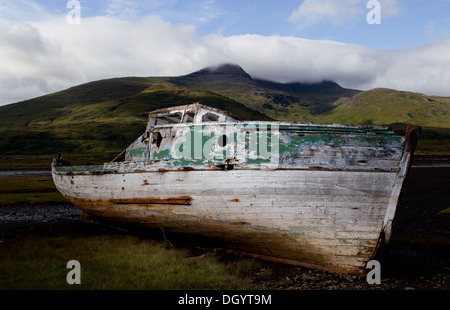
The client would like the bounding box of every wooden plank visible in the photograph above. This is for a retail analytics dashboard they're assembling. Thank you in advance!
[52,117,412,274]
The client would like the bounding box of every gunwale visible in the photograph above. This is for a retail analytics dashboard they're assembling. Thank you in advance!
[51,104,419,274]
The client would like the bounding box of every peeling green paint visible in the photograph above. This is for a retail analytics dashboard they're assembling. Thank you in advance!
[51,104,416,274]
[127,146,147,157]
[121,121,406,170]
[55,165,103,173]
[152,148,170,160]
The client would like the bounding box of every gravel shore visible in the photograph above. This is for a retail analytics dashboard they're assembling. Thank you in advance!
[1,166,449,290]
[0,204,79,231]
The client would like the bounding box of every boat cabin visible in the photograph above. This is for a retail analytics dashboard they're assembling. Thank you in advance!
[146,103,239,128]
[124,103,239,162]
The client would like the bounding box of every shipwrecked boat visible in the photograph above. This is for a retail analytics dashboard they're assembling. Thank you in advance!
[52,103,420,274]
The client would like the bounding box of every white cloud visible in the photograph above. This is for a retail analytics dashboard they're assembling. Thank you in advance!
[0,13,449,106]
[0,20,79,104]
[216,34,450,96]
[0,0,50,21]
[104,0,139,20]
[288,0,361,25]
[374,40,450,95]
[196,0,224,23]
[380,0,401,17]
[288,0,400,25]
[0,15,205,105]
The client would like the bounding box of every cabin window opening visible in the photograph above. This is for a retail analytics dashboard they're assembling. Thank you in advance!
[202,113,219,122]
[152,132,163,148]
[155,112,182,124]
[218,134,228,147]
[184,111,195,123]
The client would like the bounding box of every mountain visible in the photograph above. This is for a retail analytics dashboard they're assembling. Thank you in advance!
[320,88,450,127]
[0,72,272,155]
[172,64,360,122]
[0,63,449,155]
[318,88,450,154]
[183,63,253,81]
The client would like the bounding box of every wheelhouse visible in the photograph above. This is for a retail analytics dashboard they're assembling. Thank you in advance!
[124,103,239,162]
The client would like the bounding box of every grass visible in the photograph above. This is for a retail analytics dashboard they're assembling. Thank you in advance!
[0,177,55,193]
[0,78,270,155]
[1,73,449,155]
[0,153,120,206]
[411,126,450,154]
[0,168,262,290]
[316,89,450,154]
[439,208,450,214]
[318,88,450,127]
[0,233,260,290]
[0,177,68,205]
[0,155,54,168]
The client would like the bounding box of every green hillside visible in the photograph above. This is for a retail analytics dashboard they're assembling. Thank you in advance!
[172,64,360,122]
[0,77,271,155]
[318,88,450,126]
[317,88,450,154]
[0,64,449,155]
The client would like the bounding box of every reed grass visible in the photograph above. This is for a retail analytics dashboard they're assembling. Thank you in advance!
[0,234,260,290]
[0,177,68,205]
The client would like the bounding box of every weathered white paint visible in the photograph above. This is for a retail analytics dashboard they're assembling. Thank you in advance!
[53,165,405,273]
[52,104,418,274]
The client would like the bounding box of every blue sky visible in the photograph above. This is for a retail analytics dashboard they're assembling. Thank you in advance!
[12,0,448,49]
[0,0,449,105]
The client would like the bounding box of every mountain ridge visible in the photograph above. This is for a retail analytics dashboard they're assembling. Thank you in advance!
[185,63,253,81]
[172,63,360,120]
[0,63,449,155]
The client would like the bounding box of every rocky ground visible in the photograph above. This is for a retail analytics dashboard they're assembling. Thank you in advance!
[1,166,449,291]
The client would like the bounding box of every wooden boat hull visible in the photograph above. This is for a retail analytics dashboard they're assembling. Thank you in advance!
[51,104,421,274]
[52,165,409,274]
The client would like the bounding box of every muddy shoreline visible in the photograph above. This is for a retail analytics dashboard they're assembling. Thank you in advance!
[1,166,449,290]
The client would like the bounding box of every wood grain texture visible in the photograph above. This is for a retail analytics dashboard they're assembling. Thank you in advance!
[53,167,401,274]
[52,104,416,274]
